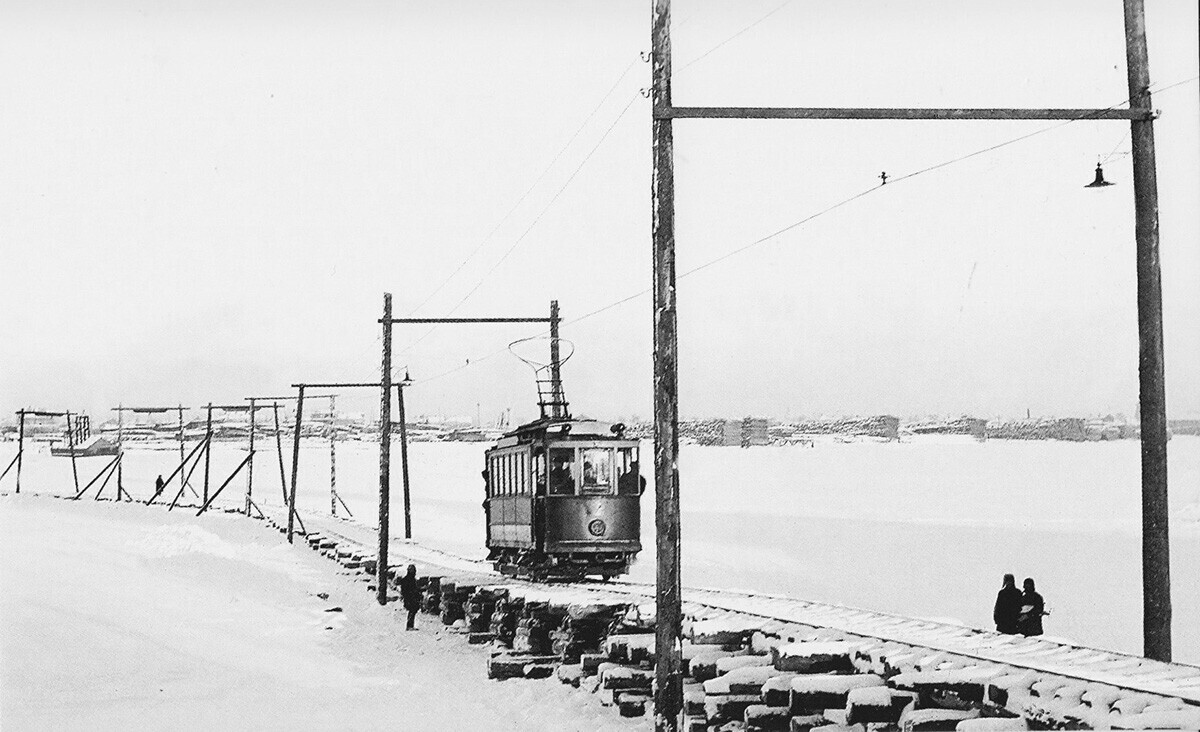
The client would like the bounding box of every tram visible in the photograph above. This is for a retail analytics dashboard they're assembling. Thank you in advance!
[483,417,643,581]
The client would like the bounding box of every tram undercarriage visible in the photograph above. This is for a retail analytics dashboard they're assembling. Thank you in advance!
[489,547,632,582]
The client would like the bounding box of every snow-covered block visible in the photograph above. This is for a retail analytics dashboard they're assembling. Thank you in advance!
[788,674,885,714]
[690,650,738,682]
[771,641,858,674]
[691,618,756,649]
[954,718,1029,731]
[1110,693,1156,717]
[888,667,1003,705]
[728,667,794,695]
[600,664,653,691]
[1111,708,1200,730]
[1141,698,1185,713]
[580,653,604,676]
[898,707,979,731]
[984,671,1037,709]
[717,654,773,675]
[1029,677,1069,699]
[487,653,559,680]
[787,713,829,731]
[605,632,654,663]
[703,693,760,724]
[1080,684,1122,711]
[743,703,789,732]
[556,663,583,687]
[844,686,914,726]
[523,663,555,679]
[684,689,706,716]
[807,724,864,732]
[762,676,795,707]
[616,692,649,717]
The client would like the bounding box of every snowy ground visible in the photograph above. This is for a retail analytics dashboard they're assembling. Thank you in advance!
[0,495,647,731]
[3,435,1199,664]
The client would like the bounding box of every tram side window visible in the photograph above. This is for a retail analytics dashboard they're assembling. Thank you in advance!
[549,448,574,495]
[487,457,495,498]
[580,448,613,495]
[532,448,546,494]
[505,454,514,495]
[617,447,643,495]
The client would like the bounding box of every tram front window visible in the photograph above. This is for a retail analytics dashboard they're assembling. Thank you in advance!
[580,448,613,495]
[549,448,574,495]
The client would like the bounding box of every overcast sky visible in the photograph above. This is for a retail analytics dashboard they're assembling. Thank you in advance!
[2,0,1198,426]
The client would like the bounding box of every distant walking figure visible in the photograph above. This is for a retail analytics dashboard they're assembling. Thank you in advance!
[993,573,1022,634]
[154,474,165,499]
[1018,577,1046,637]
[399,564,421,631]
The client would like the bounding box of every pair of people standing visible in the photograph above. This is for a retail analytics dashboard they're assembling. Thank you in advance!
[994,573,1046,636]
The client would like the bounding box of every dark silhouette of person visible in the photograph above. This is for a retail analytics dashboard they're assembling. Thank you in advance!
[399,564,421,630]
[618,461,647,495]
[1018,577,1046,636]
[993,573,1022,634]
[153,474,165,499]
[549,462,573,495]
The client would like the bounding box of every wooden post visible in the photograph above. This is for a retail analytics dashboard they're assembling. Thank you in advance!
[549,300,564,418]
[273,403,289,505]
[398,381,412,540]
[651,1,682,728]
[66,412,81,497]
[204,403,213,504]
[177,405,186,489]
[378,293,393,605]
[16,410,25,494]
[287,387,305,543]
[115,405,125,500]
[329,395,337,516]
[245,398,256,515]
[1124,0,1171,662]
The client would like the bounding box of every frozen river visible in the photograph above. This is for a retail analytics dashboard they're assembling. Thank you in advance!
[5,435,1199,662]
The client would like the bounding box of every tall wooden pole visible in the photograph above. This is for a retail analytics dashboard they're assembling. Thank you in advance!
[329,395,338,516]
[378,293,394,605]
[651,1,682,728]
[287,387,305,543]
[177,405,186,489]
[273,403,289,505]
[245,399,256,515]
[398,382,412,540]
[549,300,563,418]
[203,403,213,504]
[66,412,81,497]
[15,410,25,494]
[1124,0,1171,662]
[115,406,125,500]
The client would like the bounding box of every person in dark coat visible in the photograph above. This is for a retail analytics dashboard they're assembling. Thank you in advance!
[399,564,421,631]
[993,573,1022,634]
[1018,577,1046,636]
[153,474,165,500]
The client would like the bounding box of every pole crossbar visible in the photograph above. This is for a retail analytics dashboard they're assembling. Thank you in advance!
[658,106,1155,121]
[380,317,553,324]
[290,383,382,389]
[17,410,67,417]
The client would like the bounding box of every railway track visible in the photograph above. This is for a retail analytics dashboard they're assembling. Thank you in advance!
[274,508,1200,707]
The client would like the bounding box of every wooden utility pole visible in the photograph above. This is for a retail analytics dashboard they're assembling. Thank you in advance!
[203,403,213,504]
[329,395,338,516]
[115,405,125,500]
[378,293,394,605]
[273,403,289,505]
[398,375,412,540]
[287,387,305,543]
[1124,0,1170,662]
[651,1,683,728]
[246,397,257,515]
[15,410,25,493]
[549,300,564,418]
[66,412,81,497]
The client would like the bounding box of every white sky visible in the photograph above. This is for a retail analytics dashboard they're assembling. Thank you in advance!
[2,0,1198,425]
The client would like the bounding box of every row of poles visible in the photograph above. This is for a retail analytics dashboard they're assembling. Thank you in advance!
[648,0,1170,728]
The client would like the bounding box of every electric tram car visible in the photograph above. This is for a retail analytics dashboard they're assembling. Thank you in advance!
[483,417,643,580]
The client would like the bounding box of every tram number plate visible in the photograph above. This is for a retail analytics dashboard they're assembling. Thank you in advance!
[588,519,607,537]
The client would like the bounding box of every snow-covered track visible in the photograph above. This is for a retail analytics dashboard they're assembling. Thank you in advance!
[273,508,1200,706]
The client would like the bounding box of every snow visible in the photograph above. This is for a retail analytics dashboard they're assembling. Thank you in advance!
[0,494,648,731]
[789,673,885,694]
[4,435,1200,664]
